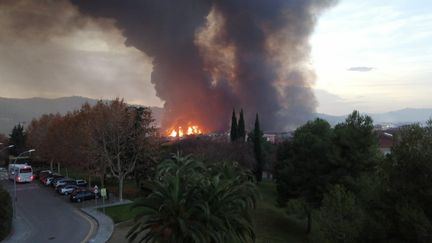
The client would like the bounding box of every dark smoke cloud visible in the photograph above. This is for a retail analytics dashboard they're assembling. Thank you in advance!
[0,0,85,42]
[0,0,160,107]
[71,0,336,132]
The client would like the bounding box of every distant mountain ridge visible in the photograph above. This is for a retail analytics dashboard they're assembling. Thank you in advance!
[316,108,432,126]
[0,96,431,134]
[0,96,163,134]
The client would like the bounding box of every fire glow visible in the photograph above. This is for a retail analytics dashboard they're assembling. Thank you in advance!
[169,125,202,137]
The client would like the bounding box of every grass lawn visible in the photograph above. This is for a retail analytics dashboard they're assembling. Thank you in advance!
[100,204,143,223]
[103,180,307,242]
[254,181,307,243]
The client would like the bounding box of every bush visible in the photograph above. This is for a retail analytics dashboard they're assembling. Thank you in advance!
[170,138,256,169]
[127,154,258,242]
[311,185,364,243]
[0,185,12,241]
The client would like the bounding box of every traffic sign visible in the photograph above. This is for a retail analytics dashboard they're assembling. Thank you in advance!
[101,188,107,198]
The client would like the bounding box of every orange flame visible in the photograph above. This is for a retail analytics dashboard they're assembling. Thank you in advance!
[169,130,177,137]
[168,125,202,138]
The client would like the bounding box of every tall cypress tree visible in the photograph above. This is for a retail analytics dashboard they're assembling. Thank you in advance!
[237,109,246,142]
[230,109,238,142]
[252,113,264,182]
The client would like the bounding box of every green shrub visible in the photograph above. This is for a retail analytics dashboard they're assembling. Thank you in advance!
[0,185,12,241]
[311,185,364,243]
[127,154,258,243]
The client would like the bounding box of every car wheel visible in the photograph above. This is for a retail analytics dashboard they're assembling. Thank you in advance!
[65,192,68,195]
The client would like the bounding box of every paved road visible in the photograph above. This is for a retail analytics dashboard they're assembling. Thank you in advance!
[0,179,96,243]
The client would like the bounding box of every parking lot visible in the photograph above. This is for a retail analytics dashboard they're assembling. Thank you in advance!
[1,167,102,206]
[1,178,96,243]
[37,178,112,209]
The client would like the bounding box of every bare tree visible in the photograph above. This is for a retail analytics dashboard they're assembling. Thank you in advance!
[87,99,156,201]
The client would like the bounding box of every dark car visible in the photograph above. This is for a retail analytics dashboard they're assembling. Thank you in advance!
[70,189,98,202]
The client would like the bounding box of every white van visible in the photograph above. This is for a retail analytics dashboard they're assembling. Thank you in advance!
[8,164,34,183]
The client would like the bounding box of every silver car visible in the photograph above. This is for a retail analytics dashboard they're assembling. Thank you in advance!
[54,178,75,188]
[58,185,79,195]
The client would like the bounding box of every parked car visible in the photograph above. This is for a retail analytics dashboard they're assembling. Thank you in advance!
[57,185,79,195]
[43,174,63,186]
[44,177,55,186]
[40,175,51,184]
[54,178,75,189]
[35,170,52,180]
[75,179,87,187]
[50,176,66,187]
[70,189,99,202]
[39,171,53,182]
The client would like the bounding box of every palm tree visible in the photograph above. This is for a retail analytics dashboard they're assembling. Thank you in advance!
[127,154,257,243]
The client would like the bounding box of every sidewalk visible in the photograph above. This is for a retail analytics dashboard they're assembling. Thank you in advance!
[81,199,133,243]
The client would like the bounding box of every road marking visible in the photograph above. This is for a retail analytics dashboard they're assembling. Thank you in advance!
[75,208,97,243]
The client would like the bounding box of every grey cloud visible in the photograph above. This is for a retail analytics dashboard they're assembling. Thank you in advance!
[0,0,162,107]
[347,66,375,72]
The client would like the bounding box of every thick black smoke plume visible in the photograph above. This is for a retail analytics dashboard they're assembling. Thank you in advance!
[71,0,336,132]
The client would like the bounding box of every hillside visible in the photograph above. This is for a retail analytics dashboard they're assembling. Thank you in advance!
[0,96,431,134]
[0,96,163,134]
[316,108,432,126]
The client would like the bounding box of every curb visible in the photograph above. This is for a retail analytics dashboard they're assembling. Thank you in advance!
[81,207,113,243]
[80,200,133,243]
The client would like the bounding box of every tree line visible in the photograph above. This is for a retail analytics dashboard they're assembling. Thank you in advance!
[25,99,158,201]
[275,111,432,242]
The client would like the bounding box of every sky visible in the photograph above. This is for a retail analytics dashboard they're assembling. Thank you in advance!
[312,0,432,115]
[0,0,161,107]
[0,0,431,115]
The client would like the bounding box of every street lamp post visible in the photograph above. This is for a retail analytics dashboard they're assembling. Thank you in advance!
[12,149,35,219]
[0,144,14,153]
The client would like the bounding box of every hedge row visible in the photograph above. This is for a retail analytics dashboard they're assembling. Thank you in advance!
[0,185,12,241]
